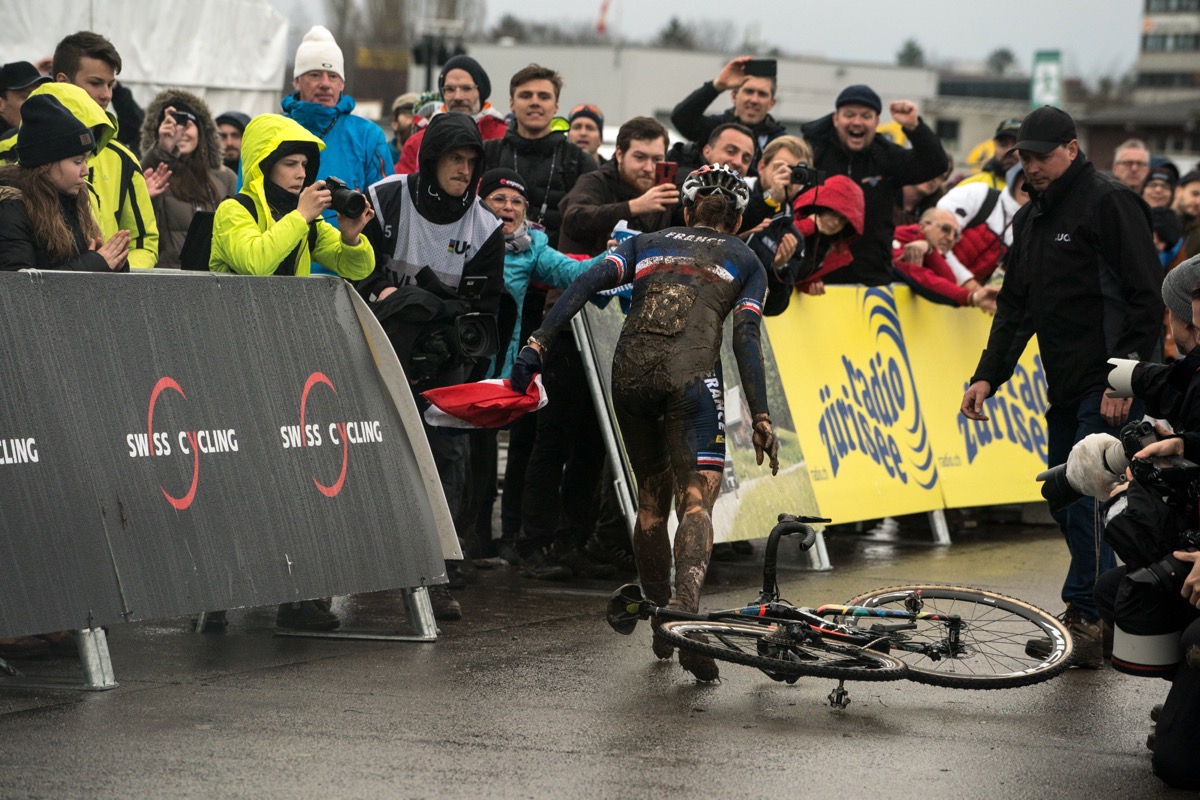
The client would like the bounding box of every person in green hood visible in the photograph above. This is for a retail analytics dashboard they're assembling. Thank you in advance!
[209,114,374,281]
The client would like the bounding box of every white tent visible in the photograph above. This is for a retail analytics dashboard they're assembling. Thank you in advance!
[1,0,289,117]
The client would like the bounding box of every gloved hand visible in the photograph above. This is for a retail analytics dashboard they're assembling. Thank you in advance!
[511,345,542,395]
[752,415,780,476]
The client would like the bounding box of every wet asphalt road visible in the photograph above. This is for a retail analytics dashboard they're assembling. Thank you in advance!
[0,514,1194,799]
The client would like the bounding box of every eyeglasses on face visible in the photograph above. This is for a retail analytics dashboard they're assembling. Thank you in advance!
[443,84,477,96]
[922,221,961,241]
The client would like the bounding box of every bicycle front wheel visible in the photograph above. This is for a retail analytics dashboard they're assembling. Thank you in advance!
[841,584,1073,689]
[658,620,908,681]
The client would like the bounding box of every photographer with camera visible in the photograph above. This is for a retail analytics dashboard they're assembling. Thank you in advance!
[359,112,504,622]
[1043,257,1200,789]
[208,114,374,632]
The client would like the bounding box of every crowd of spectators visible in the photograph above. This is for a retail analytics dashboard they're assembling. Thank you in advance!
[3,25,1200,785]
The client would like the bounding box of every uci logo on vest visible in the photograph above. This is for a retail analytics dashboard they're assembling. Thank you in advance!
[1054,233,1071,243]
[447,239,471,255]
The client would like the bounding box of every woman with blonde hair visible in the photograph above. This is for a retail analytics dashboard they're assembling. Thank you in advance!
[0,93,128,272]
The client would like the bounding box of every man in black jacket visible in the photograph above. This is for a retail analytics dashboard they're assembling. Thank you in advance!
[482,64,596,248]
[362,112,504,621]
[800,84,948,285]
[670,55,785,175]
[961,106,1163,667]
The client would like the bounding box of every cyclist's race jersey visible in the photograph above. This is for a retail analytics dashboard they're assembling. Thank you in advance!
[535,226,770,418]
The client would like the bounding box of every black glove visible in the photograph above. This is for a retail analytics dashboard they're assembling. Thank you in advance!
[511,345,542,395]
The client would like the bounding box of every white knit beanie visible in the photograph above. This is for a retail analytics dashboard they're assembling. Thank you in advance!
[294,25,344,79]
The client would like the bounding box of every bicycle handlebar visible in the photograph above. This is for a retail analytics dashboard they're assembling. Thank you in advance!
[757,513,831,602]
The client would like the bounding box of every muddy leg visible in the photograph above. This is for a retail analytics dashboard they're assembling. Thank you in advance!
[672,471,721,614]
[633,468,675,659]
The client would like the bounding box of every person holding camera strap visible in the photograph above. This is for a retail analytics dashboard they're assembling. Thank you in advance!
[359,111,504,622]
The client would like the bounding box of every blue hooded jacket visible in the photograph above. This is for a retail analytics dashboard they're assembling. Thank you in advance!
[281,92,391,274]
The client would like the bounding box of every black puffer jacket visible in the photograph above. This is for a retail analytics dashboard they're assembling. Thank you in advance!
[971,153,1163,406]
[483,125,596,248]
[0,185,123,272]
[800,113,948,285]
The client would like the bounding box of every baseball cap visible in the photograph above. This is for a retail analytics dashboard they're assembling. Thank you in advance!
[392,92,419,115]
[0,61,50,93]
[994,117,1022,140]
[1010,106,1077,155]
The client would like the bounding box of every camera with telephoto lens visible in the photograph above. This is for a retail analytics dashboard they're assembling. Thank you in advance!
[1037,420,1199,512]
[789,162,825,189]
[323,176,367,218]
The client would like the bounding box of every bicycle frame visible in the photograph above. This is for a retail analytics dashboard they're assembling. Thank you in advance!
[607,514,967,661]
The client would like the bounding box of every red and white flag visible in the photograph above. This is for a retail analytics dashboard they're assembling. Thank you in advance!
[420,376,548,429]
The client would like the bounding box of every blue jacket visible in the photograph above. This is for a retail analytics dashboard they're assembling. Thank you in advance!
[281,92,391,274]
[499,227,601,377]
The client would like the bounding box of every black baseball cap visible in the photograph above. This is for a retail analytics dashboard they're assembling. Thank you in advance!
[0,61,50,93]
[1009,106,1077,155]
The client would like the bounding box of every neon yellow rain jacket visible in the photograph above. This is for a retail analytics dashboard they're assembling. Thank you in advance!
[209,114,372,279]
[29,82,159,269]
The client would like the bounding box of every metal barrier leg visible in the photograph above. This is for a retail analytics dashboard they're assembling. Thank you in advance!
[928,509,952,545]
[807,530,833,571]
[0,627,117,691]
[77,627,117,690]
[273,588,439,642]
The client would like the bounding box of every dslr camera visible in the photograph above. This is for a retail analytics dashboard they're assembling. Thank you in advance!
[323,176,367,219]
[789,162,825,190]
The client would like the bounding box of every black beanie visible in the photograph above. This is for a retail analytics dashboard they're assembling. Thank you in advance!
[479,168,527,202]
[438,55,491,104]
[16,94,95,168]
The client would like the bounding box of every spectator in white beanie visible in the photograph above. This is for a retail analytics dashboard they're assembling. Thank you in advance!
[281,24,390,276]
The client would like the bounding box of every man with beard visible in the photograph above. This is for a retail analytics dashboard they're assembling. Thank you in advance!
[360,112,505,621]
[558,116,676,255]
[800,84,948,285]
[958,117,1022,190]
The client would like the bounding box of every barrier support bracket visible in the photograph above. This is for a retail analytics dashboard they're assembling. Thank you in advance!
[273,586,439,642]
[0,627,118,691]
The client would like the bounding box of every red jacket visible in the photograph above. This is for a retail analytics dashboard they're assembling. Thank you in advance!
[395,107,508,174]
[791,174,864,289]
[891,224,971,306]
[952,225,1004,282]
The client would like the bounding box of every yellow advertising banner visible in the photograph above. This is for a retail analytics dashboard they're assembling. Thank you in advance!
[894,288,1049,508]
[766,285,1047,523]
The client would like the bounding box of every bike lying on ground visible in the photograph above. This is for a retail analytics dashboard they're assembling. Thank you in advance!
[606,514,1074,708]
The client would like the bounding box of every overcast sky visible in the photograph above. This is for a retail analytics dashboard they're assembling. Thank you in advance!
[477,0,1145,82]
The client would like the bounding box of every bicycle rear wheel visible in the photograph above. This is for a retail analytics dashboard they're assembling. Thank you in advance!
[841,584,1073,689]
[657,620,908,681]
